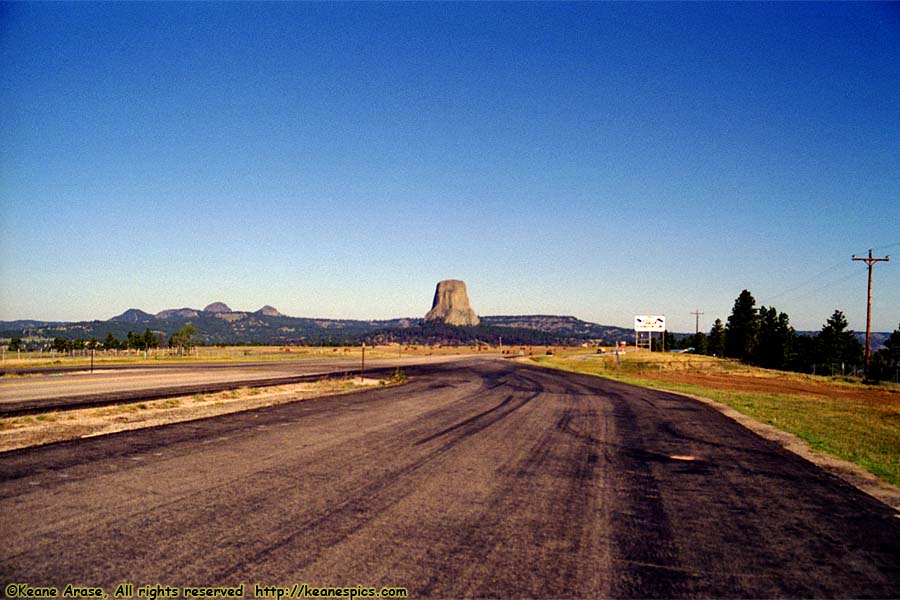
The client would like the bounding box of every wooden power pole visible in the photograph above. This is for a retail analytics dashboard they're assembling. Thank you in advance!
[852,249,890,378]
[690,310,704,335]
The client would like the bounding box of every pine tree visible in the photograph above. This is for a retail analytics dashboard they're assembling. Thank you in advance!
[692,332,708,355]
[708,319,726,357]
[725,290,758,361]
[882,325,900,367]
[126,331,146,351]
[143,329,158,349]
[103,333,120,350]
[872,324,900,380]
[169,324,199,353]
[790,334,817,373]
[753,306,795,369]
[817,310,863,370]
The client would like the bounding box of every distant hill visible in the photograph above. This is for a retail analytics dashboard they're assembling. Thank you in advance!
[109,309,154,323]
[796,330,891,352]
[482,315,633,342]
[203,302,232,313]
[155,308,200,320]
[0,319,65,330]
[0,306,890,350]
[256,305,283,317]
[363,320,613,347]
[0,305,635,348]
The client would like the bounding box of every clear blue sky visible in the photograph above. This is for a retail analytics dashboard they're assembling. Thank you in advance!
[2,2,898,333]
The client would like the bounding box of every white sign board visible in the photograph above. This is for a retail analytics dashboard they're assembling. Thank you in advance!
[634,315,666,332]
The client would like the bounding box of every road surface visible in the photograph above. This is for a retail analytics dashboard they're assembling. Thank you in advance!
[0,356,465,415]
[1,359,898,597]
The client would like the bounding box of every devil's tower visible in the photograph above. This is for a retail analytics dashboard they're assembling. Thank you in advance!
[424,280,480,326]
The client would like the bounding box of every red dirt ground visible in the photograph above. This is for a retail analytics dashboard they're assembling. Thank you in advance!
[635,370,900,406]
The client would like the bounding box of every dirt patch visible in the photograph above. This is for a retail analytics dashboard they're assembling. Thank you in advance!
[635,369,900,405]
[0,377,385,453]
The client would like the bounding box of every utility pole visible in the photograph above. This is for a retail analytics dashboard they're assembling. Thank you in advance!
[852,249,890,379]
[690,310,704,335]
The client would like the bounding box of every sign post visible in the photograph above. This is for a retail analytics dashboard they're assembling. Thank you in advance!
[634,315,666,351]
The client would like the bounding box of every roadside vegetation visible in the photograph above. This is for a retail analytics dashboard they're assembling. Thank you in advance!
[534,349,900,487]
[665,289,900,383]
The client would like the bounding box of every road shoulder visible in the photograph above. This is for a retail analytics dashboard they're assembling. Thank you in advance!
[669,389,900,512]
[0,377,386,453]
[521,358,900,513]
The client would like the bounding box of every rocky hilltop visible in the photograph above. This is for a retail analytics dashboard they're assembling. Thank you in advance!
[424,280,480,327]
[256,305,283,317]
[203,302,232,313]
[155,308,200,320]
[111,309,154,323]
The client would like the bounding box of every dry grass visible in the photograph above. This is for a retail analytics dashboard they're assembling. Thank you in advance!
[0,376,389,452]
[0,344,500,370]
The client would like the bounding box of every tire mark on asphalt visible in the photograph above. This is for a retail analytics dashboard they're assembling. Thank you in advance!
[5,360,900,596]
[1,373,496,580]
[418,378,612,597]
[603,391,688,599]
[414,392,536,446]
[212,406,542,580]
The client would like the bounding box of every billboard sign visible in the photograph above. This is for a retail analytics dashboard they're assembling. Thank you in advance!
[634,315,666,332]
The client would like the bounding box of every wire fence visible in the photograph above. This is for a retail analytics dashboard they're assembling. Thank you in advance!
[803,363,899,383]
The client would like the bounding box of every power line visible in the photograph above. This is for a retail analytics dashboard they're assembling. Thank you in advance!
[784,269,858,302]
[767,267,858,307]
[765,240,899,304]
[766,261,848,302]
[852,249,890,379]
[871,240,900,253]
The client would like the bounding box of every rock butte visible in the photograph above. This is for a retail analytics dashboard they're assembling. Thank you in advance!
[424,279,480,327]
[203,302,232,313]
[256,305,283,317]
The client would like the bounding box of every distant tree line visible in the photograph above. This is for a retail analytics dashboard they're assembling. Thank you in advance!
[8,325,201,355]
[362,321,582,347]
[674,289,900,381]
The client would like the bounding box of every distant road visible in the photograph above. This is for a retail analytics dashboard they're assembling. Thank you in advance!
[0,355,470,416]
[0,356,460,376]
[1,359,898,597]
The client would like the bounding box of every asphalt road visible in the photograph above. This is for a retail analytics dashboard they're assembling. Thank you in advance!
[1,359,898,597]
[0,356,466,415]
